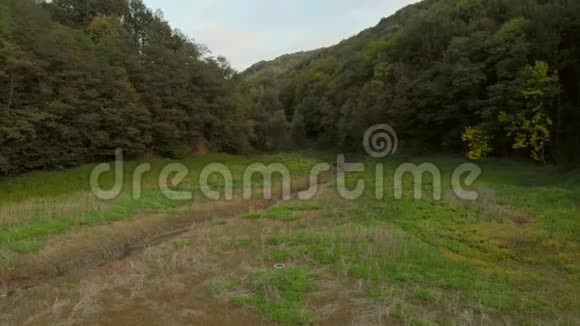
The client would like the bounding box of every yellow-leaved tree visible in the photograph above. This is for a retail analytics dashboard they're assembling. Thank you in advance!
[499,61,561,162]
[87,16,121,44]
[462,127,493,160]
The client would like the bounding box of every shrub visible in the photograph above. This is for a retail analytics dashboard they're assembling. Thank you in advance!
[462,126,492,160]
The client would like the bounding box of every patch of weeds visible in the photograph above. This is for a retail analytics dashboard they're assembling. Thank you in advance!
[266,224,553,313]
[212,219,227,226]
[245,212,263,220]
[254,158,579,323]
[204,276,235,297]
[0,253,11,268]
[171,239,192,249]
[233,267,317,325]
[563,263,580,277]
[392,303,436,326]
[268,248,292,263]
[281,202,321,212]
[248,207,299,222]
[4,239,41,254]
[370,284,414,303]
[245,201,320,222]
[231,236,252,248]
[266,246,307,263]
[414,288,434,303]
[0,154,324,253]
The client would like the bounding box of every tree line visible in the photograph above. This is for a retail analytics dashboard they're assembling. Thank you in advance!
[2,0,579,177]
[0,0,250,175]
[243,0,580,163]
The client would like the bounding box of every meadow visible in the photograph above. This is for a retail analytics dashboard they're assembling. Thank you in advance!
[0,153,322,266]
[0,153,578,325]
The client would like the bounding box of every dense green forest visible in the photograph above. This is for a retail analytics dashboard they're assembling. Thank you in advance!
[1,0,580,176]
[0,0,250,175]
[243,0,580,162]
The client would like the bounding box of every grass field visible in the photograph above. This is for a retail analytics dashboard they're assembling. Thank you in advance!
[0,153,321,262]
[0,153,578,325]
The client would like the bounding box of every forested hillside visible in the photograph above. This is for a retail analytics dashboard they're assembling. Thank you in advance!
[0,0,250,175]
[240,50,319,151]
[244,0,580,162]
[2,0,579,177]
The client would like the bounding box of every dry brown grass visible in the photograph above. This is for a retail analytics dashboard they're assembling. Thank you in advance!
[0,203,303,325]
[0,174,337,325]
[0,192,122,226]
[0,174,328,290]
[2,199,246,286]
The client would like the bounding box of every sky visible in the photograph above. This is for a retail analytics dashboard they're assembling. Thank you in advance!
[142,0,420,70]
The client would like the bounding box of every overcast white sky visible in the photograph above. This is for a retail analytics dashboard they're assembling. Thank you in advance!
[142,0,420,70]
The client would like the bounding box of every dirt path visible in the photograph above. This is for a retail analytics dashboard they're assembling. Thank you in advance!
[1,213,272,325]
[0,177,399,326]
[0,196,382,325]
[1,174,334,292]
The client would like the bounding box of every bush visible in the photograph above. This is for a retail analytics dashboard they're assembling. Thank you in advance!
[462,127,492,160]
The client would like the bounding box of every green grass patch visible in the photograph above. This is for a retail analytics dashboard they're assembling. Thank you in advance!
[392,303,437,326]
[204,276,235,297]
[231,236,252,248]
[212,219,228,226]
[170,239,192,250]
[259,156,579,323]
[0,252,11,268]
[267,223,552,312]
[233,267,317,325]
[0,191,181,254]
[0,153,322,205]
[0,153,324,258]
[245,202,321,222]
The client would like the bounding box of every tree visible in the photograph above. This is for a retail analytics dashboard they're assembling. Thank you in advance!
[462,126,493,160]
[265,110,290,151]
[50,0,129,27]
[499,61,561,162]
[290,111,307,147]
[87,15,121,43]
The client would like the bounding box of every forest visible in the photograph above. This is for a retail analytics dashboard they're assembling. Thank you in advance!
[0,0,248,175]
[1,0,580,177]
[244,0,580,163]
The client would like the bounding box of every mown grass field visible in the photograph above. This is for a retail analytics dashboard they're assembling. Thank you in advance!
[0,153,578,325]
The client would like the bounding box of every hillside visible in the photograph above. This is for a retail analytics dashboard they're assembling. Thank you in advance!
[242,50,319,84]
[0,0,250,176]
[242,0,580,162]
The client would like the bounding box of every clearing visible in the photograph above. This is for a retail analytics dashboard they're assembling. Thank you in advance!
[0,154,578,325]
